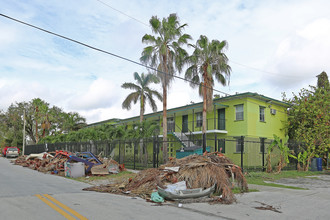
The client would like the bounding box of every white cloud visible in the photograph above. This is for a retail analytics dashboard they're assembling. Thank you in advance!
[70,78,118,110]
[267,18,330,88]
[1,0,330,123]
[0,78,49,107]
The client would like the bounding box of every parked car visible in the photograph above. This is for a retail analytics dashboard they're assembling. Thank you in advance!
[2,146,20,158]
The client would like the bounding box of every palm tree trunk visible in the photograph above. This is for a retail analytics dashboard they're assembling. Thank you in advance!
[140,95,144,122]
[162,54,168,163]
[202,81,207,152]
[163,84,168,163]
[139,96,144,164]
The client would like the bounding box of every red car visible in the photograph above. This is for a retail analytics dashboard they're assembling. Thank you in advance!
[2,146,20,158]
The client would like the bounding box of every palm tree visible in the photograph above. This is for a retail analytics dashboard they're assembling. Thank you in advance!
[122,72,162,122]
[185,35,231,152]
[62,112,87,132]
[140,13,191,162]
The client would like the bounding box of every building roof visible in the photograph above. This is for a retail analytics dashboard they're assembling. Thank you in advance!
[87,92,289,127]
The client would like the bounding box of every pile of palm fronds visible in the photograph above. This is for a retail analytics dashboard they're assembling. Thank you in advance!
[84,152,248,204]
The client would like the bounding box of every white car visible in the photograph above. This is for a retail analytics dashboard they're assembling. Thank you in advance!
[6,147,19,158]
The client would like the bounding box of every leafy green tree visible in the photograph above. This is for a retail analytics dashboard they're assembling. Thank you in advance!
[0,98,87,146]
[32,98,50,143]
[317,71,329,89]
[185,35,231,151]
[140,13,191,162]
[289,150,311,171]
[0,104,24,147]
[284,73,330,168]
[122,72,162,122]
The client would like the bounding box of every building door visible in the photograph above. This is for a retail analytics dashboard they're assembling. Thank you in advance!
[182,115,188,133]
[218,109,225,130]
[167,117,175,133]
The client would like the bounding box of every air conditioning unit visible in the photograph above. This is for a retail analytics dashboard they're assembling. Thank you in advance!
[270,109,277,115]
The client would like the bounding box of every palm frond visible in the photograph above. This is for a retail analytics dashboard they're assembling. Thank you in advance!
[178,33,192,45]
[122,92,140,110]
[149,16,161,33]
[121,82,141,91]
[133,72,143,85]
[146,93,158,112]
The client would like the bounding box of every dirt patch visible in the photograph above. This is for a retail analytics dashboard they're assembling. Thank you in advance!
[254,201,282,213]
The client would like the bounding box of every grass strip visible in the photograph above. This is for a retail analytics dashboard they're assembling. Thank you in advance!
[245,170,324,190]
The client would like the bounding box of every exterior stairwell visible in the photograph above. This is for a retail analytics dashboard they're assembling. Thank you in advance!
[171,132,199,150]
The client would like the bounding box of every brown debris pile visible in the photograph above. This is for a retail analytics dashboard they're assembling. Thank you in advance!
[84,152,248,204]
[13,152,70,176]
[13,151,122,177]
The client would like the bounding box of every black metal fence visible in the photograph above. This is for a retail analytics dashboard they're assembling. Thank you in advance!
[25,136,293,171]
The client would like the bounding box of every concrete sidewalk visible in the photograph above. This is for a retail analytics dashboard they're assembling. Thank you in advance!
[180,176,330,219]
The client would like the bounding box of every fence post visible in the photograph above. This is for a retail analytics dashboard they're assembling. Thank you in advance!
[134,141,137,170]
[214,135,217,152]
[261,138,265,172]
[240,136,244,172]
[156,138,159,168]
[153,137,156,168]
[118,141,121,164]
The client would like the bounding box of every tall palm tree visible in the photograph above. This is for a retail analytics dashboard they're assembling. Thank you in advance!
[185,35,231,152]
[122,72,162,122]
[140,13,191,162]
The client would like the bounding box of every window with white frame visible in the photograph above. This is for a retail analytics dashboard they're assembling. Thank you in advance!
[259,106,265,122]
[235,104,244,121]
[196,112,202,127]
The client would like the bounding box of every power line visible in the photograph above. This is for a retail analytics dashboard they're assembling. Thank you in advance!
[90,0,192,41]
[0,13,230,96]
[229,60,306,78]
[93,2,304,80]
[95,0,149,26]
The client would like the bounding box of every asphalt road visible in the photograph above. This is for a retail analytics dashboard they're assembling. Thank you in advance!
[1,156,330,220]
[0,157,226,220]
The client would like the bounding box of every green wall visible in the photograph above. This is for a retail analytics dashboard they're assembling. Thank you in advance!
[115,93,289,167]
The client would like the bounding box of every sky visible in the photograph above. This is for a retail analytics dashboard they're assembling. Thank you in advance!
[1,0,329,124]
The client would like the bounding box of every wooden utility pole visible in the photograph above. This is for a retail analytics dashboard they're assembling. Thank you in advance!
[22,109,26,155]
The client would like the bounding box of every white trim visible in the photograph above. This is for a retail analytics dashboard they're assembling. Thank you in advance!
[189,130,228,135]
[158,129,227,137]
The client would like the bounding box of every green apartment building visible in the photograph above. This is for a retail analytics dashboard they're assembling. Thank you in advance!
[91,92,289,167]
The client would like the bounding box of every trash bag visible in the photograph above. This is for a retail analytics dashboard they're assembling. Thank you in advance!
[151,192,164,203]
[164,181,186,193]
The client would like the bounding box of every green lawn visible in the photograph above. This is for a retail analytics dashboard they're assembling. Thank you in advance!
[70,171,137,184]
[245,170,324,190]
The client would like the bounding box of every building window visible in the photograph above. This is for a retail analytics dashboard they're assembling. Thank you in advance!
[235,104,244,121]
[260,106,265,122]
[168,143,174,157]
[196,112,202,127]
[167,117,175,132]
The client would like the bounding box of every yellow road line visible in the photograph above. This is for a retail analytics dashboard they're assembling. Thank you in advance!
[43,194,88,220]
[35,194,76,220]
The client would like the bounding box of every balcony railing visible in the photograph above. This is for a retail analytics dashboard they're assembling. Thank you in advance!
[165,118,226,134]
